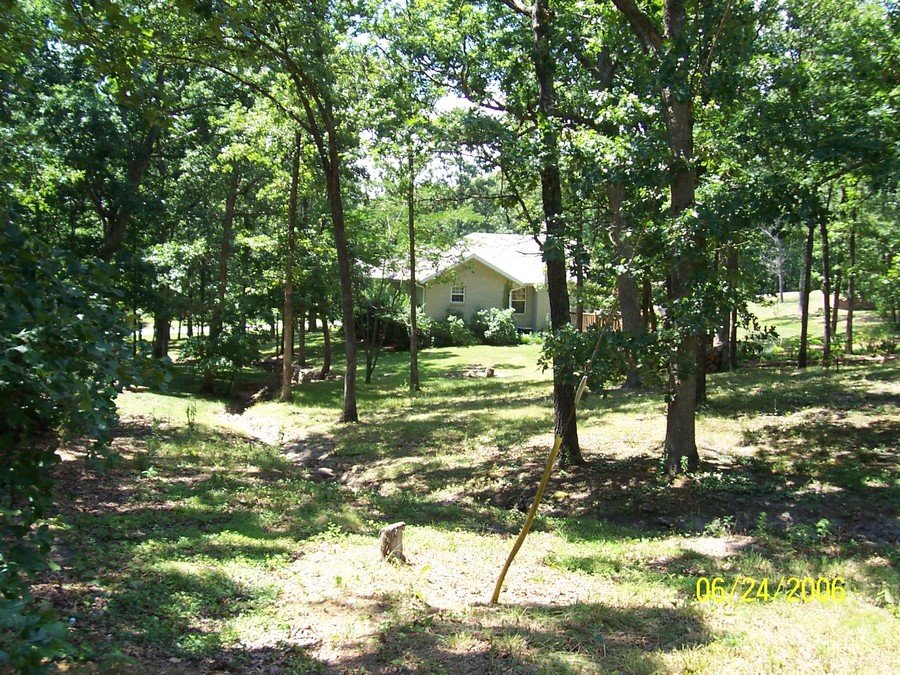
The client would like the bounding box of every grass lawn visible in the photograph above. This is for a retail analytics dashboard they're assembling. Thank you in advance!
[40,316,899,673]
[746,291,894,361]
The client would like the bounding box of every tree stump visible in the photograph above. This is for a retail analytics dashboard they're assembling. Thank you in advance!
[379,522,406,563]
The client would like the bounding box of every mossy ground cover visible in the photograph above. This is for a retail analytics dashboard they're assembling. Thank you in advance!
[40,310,898,673]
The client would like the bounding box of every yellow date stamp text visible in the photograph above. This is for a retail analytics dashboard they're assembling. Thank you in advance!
[694,576,846,604]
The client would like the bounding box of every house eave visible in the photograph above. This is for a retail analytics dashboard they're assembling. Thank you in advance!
[420,253,534,287]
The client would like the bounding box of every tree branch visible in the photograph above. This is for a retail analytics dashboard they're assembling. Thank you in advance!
[610,0,664,51]
[494,0,532,18]
[165,54,311,133]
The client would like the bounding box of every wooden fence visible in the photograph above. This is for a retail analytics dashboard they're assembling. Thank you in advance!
[569,311,621,332]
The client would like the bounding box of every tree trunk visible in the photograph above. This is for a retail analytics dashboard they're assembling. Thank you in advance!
[776,235,785,303]
[320,312,332,377]
[720,312,731,372]
[797,222,815,369]
[152,312,170,359]
[297,311,307,367]
[641,276,657,331]
[97,121,162,260]
[364,314,384,385]
[845,224,855,355]
[729,309,738,370]
[199,265,206,338]
[608,182,643,388]
[660,6,700,476]
[364,311,373,384]
[308,310,318,332]
[530,0,581,466]
[200,168,239,394]
[321,133,358,421]
[407,143,420,392]
[820,219,832,362]
[281,132,301,402]
[609,0,701,474]
[721,246,739,371]
[276,312,282,357]
[695,333,709,404]
[831,264,841,337]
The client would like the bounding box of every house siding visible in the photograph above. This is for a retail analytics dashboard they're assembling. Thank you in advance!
[534,286,551,331]
[422,259,552,331]
[424,259,509,323]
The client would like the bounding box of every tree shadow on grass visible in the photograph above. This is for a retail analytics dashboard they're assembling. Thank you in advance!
[703,362,900,419]
[319,593,710,674]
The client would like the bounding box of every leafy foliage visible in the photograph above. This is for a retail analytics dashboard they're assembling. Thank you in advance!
[1,219,128,670]
[539,325,668,392]
[471,308,520,346]
[428,315,478,348]
[180,333,262,394]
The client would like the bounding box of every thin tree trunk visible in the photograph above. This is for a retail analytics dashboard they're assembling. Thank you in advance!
[693,234,709,404]
[276,312,282,357]
[365,314,383,384]
[530,0,581,466]
[845,224,855,355]
[320,312,332,377]
[797,223,815,369]
[408,143,420,392]
[695,333,708,404]
[297,310,307,367]
[200,168,239,394]
[729,309,738,370]
[281,132,301,402]
[721,246,739,371]
[641,276,657,331]
[152,312,170,359]
[777,237,785,303]
[832,263,841,336]
[574,216,585,332]
[720,312,731,372]
[820,219,832,362]
[608,182,643,388]
[308,310,317,332]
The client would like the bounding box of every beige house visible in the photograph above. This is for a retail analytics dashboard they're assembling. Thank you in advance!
[388,233,552,332]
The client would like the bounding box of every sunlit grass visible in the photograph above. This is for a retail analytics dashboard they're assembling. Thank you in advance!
[46,323,900,672]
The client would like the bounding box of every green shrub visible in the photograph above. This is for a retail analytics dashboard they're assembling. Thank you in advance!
[181,333,261,393]
[539,324,667,390]
[430,315,477,347]
[413,314,436,348]
[471,308,520,346]
[1,220,129,669]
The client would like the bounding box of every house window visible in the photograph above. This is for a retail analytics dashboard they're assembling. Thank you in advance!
[450,285,465,303]
[510,287,526,314]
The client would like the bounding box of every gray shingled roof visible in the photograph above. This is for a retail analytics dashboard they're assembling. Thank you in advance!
[375,232,547,286]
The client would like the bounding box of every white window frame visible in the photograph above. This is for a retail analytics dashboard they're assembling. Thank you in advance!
[450,284,465,304]
[510,287,526,314]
